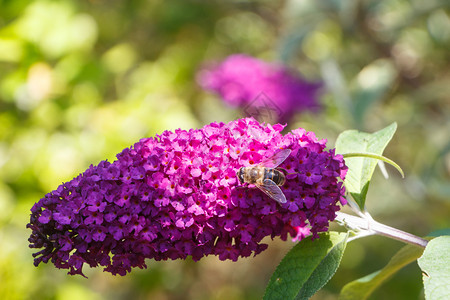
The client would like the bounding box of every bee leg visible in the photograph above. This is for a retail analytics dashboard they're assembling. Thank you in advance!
[235,182,252,190]
[277,167,289,175]
[279,168,301,176]
[235,182,259,192]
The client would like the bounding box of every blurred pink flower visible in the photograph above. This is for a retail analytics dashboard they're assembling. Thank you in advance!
[197,54,321,123]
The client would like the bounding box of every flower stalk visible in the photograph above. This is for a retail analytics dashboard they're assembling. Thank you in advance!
[335,211,428,248]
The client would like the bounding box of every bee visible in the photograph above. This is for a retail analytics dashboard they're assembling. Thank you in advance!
[236,149,291,204]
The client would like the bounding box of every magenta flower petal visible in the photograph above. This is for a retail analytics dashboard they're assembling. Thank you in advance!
[27,118,346,276]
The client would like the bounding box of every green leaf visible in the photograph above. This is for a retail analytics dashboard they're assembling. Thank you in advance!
[339,244,425,300]
[263,232,348,300]
[335,123,397,210]
[418,236,450,300]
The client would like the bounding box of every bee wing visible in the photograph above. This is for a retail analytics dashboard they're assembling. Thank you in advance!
[260,149,291,168]
[256,179,287,204]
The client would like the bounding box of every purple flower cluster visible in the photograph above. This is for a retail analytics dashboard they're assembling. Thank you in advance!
[27,118,346,276]
[197,54,321,123]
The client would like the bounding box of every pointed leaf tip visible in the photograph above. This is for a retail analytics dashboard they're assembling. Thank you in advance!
[335,123,397,210]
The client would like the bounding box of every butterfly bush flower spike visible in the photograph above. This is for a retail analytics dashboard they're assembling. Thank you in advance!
[197,54,321,123]
[27,118,347,276]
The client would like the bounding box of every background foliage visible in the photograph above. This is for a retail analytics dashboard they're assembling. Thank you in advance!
[0,0,449,299]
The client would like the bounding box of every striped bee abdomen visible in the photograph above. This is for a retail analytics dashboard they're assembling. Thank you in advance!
[264,168,285,186]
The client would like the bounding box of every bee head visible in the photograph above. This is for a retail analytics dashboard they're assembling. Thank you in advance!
[236,167,245,184]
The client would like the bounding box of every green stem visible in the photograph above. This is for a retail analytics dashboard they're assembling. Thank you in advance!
[342,152,405,178]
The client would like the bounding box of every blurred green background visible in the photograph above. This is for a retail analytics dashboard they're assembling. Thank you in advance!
[0,0,449,299]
